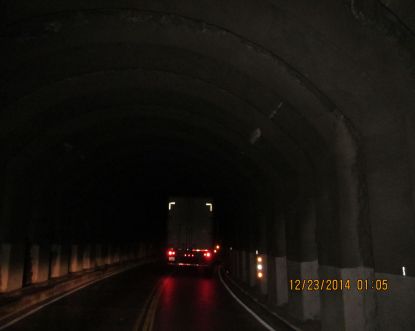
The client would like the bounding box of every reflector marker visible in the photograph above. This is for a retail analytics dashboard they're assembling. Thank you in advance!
[168,202,176,210]
[256,255,264,279]
[206,203,213,212]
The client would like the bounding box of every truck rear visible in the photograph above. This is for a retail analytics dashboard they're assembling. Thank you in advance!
[166,197,216,268]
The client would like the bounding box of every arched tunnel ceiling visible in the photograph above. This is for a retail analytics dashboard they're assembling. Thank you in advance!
[1,1,414,250]
[0,7,337,208]
[1,3,415,329]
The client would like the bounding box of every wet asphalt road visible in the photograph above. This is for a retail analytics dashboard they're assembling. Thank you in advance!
[5,264,270,331]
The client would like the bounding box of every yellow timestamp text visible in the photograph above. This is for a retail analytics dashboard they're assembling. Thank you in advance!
[289,279,389,291]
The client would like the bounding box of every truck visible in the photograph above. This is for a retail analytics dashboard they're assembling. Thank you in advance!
[166,197,218,268]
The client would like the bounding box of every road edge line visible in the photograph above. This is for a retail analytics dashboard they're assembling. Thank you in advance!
[0,262,148,330]
[219,267,303,331]
[218,268,276,331]
[221,269,302,331]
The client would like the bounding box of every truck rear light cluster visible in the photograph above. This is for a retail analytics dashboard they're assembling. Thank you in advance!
[167,249,176,256]
[203,251,211,258]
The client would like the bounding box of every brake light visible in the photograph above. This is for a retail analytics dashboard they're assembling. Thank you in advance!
[167,249,176,256]
[203,251,212,258]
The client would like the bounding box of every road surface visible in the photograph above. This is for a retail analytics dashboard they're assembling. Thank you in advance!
[4,264,284,331]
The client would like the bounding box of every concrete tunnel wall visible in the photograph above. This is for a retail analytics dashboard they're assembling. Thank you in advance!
[0,1,414,330]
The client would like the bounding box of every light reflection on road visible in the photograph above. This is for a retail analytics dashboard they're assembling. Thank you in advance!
[154,269,267,331]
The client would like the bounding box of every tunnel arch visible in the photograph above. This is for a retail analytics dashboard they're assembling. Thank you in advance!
[1,1,414,330]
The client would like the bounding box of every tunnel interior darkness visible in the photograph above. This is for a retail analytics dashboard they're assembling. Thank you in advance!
[1,1,415,330]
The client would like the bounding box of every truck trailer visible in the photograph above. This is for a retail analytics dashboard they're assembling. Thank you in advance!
[166,197,217,268]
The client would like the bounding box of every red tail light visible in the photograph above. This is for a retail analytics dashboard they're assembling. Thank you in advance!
[203,251,212,258]
[167,249,176,256]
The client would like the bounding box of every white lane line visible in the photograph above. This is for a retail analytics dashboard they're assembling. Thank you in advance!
[0,264,141,330]
[223,274,302,331]
[218,269,276,331]
[218,269,301,331]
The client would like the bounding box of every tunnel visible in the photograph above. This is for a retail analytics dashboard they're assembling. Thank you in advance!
[0,1,414,330]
